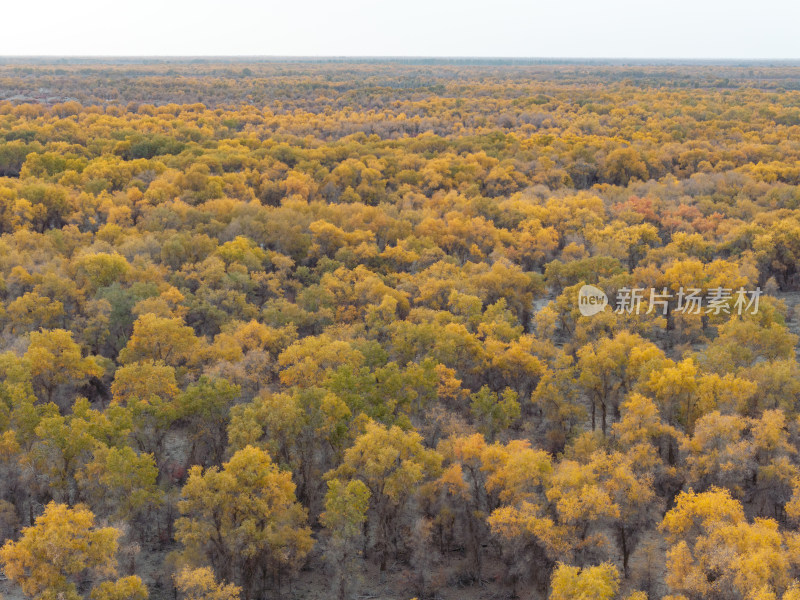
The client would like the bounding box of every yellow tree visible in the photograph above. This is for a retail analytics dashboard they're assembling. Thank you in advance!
[118,314,204,373]
[174,567,241,600]
[593,450,661,578]
[76,444,162,526]
[71,252,131,293]
[24,328,103,406]
[484,440,561,592]
[549,562,620,600]
[661,488,794,599]
[576,331,663,436]
[175,445,313,598]
[329,420,442,571]
[436,433,490,577]
[90,577,149,600]
[545,455,620,566]
[0,502,122,600]
[682,412,753,496]
[532,353,586,454]
[227,387,352,510]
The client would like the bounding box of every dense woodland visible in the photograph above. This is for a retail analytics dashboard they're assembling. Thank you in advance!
[1,60,800,600]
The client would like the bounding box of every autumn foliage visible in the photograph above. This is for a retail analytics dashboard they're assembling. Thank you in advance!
[0,59,799,599]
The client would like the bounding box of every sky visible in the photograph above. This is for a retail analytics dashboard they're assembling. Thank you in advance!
[1,0,798,59]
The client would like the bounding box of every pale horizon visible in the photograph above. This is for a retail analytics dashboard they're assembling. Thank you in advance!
[2,0,798,59]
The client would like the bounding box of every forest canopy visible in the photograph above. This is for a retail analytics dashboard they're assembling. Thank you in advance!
[0,60,800,600]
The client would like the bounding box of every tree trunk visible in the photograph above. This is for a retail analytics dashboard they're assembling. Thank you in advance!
[601,402,607,436]
[620,526,629,578]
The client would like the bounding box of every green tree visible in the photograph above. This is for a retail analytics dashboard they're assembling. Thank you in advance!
[320,479,371,600]
[469,385,520,441]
